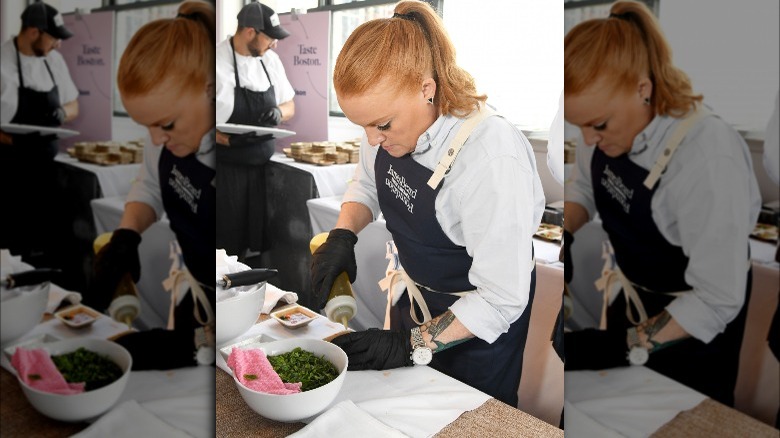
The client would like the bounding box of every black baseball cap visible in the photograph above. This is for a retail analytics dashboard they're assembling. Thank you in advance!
[21,2,74,40]
[237,2,290,40]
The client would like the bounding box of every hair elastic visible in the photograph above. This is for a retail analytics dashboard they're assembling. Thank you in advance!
[393,12,416,21]
[176,12,198,21]
[608,12,630,21]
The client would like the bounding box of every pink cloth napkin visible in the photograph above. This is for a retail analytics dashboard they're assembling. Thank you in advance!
[11,348,85,395]
[227,348,301,395]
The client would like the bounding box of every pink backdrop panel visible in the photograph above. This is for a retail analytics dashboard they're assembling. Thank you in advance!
[59,11,114,150]
[275,11,330,150]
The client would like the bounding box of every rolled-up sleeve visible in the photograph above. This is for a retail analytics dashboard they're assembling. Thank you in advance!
[656,123,758,343]
[446,126,543,343]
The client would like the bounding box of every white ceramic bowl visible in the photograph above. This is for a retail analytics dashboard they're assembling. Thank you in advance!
[231,338,348,422]
[1,281,50,345]
[17,338,132,422]
[216,282,265,345]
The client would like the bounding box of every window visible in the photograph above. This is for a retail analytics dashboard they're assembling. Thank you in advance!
[325,1,562,133]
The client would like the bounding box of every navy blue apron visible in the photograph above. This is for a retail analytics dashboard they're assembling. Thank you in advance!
[116,147,217,370]
[590,147,750,406]
[215,37,276,259]
[0,38,63,263]
[376,147,535,407]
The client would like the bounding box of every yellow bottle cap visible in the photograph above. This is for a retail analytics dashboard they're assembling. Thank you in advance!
[93,232,113,254]
[309,232,329,254]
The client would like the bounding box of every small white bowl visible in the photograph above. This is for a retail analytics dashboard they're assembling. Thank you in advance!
[216,282,266,346]
[1,281,50,345]
[230,338,348,422]
[16,338,132,422]
[270,304,319,329]
[54,304,101,329]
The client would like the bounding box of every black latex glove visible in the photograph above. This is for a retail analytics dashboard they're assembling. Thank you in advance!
[52,107,67,125]
[330,328,413,370]
[259,106,282,127]
[228,131,273,148]
[564,328,629,370]
[91,229,141,310]
[310,228,358,310]
[563,229,574,284]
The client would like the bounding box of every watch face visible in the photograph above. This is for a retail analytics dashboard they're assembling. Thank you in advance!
[628,347,649,366]
[412,347,432,365]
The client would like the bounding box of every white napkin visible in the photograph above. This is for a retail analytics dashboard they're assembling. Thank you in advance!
[261,283,298,314]
[46,284,81,314]
[71,400,190,438]
[289,400,409,438]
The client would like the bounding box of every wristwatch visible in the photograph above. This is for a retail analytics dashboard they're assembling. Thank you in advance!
[626,326,649,366]
[410,327,432,366]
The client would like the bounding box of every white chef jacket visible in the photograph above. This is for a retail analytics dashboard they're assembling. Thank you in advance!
[0,38,78,124]
[566,108,762,343]
[343,113,546,343]
[126,130,216,221]
[215,36,295,125]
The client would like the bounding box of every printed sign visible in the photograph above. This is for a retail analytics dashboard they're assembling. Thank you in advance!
[275,11,330,150]
[59,11,114,150]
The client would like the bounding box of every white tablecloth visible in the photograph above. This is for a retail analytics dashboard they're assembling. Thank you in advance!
[270,153,356,198]
[90,196,176,330]
[564,367,707,437]
[55,153,140,198]
[217,317,490,438]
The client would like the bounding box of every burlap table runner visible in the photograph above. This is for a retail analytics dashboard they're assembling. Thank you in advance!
[216,368,563,437]
[0,368,87,437]
[651,398,779,437]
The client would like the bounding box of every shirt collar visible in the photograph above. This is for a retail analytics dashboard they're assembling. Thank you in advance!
[411,114,458,156]
[629,114,675,156]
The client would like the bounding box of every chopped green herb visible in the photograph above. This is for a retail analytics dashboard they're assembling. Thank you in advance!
[28,374,42,381]
[244,374,258,381]
[51,347,123,391]
[267,347,339,392]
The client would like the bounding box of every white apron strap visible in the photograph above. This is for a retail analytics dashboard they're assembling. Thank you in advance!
[427,104,495,189]
[162,267,215,331]
[644,106,710,189]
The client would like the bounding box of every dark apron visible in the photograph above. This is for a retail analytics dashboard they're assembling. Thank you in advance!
[0,38,63,263]
[215,37,276,259]
[589,147,750,406]
[376,147,535,407]
[116,147,217,370]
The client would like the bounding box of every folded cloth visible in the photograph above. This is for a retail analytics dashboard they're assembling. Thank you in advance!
[227,347,301,394]
[261,284,298,314]
[71,400,191,438]
[11,347,85,394]
[289,400,409,438]
[46,284,82,313]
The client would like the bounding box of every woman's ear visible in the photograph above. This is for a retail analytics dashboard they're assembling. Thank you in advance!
[637,77,653,102]
[422,77,437,102]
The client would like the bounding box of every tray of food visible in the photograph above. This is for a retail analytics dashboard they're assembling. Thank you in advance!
[534,223,563,242]
[750,223,778,243]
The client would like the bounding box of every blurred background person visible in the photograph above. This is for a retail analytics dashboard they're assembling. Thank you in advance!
[215,1,295,262]
[0,1,78,268]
